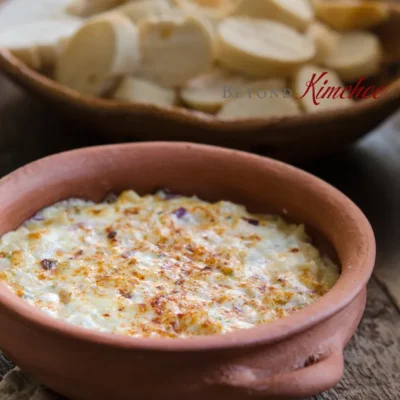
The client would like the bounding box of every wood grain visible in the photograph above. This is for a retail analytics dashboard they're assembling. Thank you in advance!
[313,279,400,400]
[0,75,399,399]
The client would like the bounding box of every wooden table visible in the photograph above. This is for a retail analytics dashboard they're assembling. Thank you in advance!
[0,74,399,400]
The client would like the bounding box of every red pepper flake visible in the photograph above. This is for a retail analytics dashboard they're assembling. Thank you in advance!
[107,231,117,239]
[171,321,179,331]
[242,217,260,226]
[74,250,83,258]
[121,251,135,259]
[40,259,59,270]
[150,295,166,315]
[290,248,300,253]
[124,207,140,216]
[103,313,110,318]
[173,207,187,219]
[119,289,132,299]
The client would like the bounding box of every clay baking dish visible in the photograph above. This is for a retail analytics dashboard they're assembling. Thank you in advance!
[0,142,375,400]
[0,2,399,162]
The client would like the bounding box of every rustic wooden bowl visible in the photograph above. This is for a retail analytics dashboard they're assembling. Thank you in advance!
[0,2,399,162]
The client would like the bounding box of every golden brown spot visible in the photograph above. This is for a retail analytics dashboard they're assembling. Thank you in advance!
[27,232,41,240]
[59,289,71,305]
[119,289,132,299]
[11,250,23,265]
[132,270,144,280]
[139,303,148,312]
[219,265,233,276]
[91,208,106,216]
[273,292,294,306]
[276,309,286,318]
[216,295,228,304]
[247,234,261,242]
[150,294,166,315]
[124,207,140,216]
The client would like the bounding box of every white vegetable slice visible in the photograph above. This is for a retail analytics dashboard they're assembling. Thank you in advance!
[294,65,353,113]
[56,14,140,95]
[187,0,227,6]
[0,19,82,69]
[174,0,235,30]
[136,14,215,87]
[233,0,314,31]
[306,21,339,64]
[324,32,382,82]
[112,77,177,106]
[66,0,128,17]
[111,0,177,24]
[216,17,315,78]
[312,0,390,31]
[218,94,301,120]
[180,68,247,113]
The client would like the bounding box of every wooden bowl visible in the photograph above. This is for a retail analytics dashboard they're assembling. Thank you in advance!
[0,2,399,162]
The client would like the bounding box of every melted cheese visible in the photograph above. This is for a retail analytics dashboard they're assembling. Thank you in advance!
[0,191,339,338]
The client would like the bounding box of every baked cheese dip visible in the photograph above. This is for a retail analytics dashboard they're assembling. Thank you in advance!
[0,190,340,338]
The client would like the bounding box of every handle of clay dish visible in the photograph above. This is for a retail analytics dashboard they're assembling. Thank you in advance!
[211,350,344,399]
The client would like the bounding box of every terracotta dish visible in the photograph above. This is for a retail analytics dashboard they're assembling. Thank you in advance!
[0,2,399,162]
[0,142,375,400]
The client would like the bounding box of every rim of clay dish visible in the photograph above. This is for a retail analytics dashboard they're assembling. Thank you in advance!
[0,143,376,351]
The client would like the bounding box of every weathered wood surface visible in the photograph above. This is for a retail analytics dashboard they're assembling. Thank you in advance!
[0,74,399,399]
